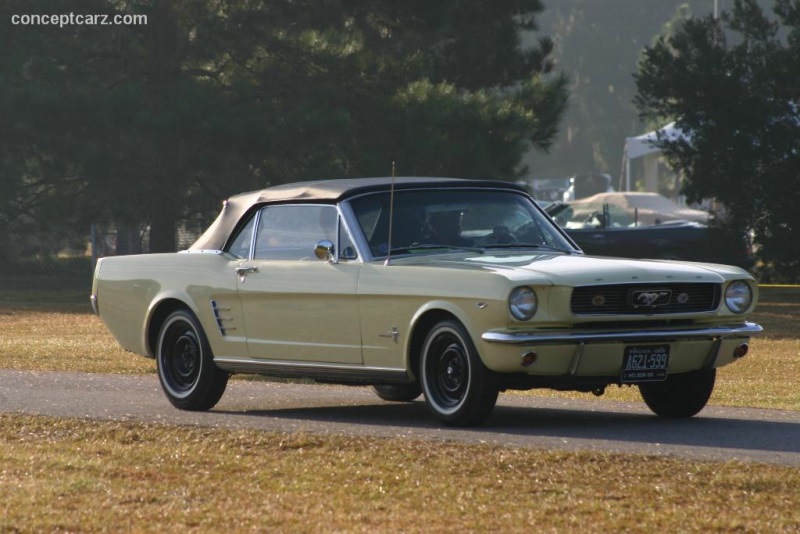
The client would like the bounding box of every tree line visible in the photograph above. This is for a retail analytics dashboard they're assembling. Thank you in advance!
[0,0,567,254]
[1,0,798,280]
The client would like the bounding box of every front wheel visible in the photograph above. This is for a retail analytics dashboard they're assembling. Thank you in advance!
[156,309,229,411]
[639,368,716,418]
[420,320,498,426]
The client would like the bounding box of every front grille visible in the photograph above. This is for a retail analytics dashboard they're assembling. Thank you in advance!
[571,283,720,315]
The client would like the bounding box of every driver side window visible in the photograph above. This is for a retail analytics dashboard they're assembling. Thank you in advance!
[226,205,358,260]
[254,205,330,260]
[242,204,356,261]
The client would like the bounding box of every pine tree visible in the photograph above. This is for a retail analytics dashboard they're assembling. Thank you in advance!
[635,0,800,280]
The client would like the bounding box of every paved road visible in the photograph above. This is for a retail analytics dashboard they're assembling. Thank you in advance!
[1,369,799,466]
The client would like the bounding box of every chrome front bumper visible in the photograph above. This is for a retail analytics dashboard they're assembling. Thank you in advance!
[481,322,763,345]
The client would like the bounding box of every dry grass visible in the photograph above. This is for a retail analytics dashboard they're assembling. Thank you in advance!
[1,414,798,533]
[0,304,153,375]
[748,286,800,338]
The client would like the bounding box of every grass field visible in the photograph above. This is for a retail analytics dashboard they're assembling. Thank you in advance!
[1,413,799,532]
[0,287,798,531]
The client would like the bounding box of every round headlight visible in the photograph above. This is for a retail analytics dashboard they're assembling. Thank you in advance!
[725,281,753,314]
[509,286,538,321]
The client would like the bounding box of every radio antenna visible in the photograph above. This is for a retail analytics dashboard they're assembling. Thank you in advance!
[384,161,396,266]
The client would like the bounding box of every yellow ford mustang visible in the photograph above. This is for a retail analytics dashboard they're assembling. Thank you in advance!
[92,178,762,426]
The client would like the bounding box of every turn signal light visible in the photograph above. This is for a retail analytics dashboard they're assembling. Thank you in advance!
[733,343,749,359]
[521,351,538,367]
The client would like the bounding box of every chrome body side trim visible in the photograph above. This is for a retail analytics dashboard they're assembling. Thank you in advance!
[214,357,411,384]
[481,322,763,345]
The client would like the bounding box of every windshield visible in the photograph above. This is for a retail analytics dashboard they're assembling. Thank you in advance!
[347,188,575,258]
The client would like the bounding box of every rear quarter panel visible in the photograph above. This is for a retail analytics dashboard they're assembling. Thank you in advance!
[94,253,244,359]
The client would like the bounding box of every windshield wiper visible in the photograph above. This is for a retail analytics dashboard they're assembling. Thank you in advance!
[482,243,574,254]
[389,244,485,255]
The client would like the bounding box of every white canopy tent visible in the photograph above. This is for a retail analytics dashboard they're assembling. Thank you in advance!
[623,122,690,191]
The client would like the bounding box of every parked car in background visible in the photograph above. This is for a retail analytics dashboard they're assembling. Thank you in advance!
[564,172,615,201]
[564,192,709,225]
[546,192,754,270]
[528,176,571,203]
[92,177,761,426]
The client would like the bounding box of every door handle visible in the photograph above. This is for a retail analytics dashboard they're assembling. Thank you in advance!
[235,265,258,276]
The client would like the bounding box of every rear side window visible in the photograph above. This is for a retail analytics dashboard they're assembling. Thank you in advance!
[226,216,256,259]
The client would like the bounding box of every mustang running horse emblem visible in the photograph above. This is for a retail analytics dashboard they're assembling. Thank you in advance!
[633,290,671,307]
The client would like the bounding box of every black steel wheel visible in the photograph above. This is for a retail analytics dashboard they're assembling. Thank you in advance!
[156,309,229,411]
[372,384,422,402]
[420,319,498,426]
[639,368,716,418]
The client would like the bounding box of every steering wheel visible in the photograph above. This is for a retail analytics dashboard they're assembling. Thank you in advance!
[584,211,605,228]
[478,225,519,246]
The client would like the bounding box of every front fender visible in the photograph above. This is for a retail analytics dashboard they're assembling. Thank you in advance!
[406,298,504,375]
[409,300,476,338]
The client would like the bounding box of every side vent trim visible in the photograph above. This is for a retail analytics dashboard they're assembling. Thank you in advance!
[211,300,236,336]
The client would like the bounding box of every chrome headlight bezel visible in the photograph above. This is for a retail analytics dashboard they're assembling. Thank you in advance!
[724,281,753,314]
[509,286,538,321]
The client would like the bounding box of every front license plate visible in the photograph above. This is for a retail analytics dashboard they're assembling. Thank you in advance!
[621,345,670,383]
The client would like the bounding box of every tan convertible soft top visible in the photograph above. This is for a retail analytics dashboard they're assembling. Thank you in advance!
[189,177,525,251]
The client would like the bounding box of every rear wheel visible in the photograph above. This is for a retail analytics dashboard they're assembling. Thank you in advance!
[639,368,716,418]
[420,319,498,426]
[372,384,422,402]
[156,309,229,411]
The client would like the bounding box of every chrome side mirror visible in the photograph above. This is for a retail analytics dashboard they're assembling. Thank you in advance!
[314,240,336,262]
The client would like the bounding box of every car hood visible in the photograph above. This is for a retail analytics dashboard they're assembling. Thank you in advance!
[384,251,746,286]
